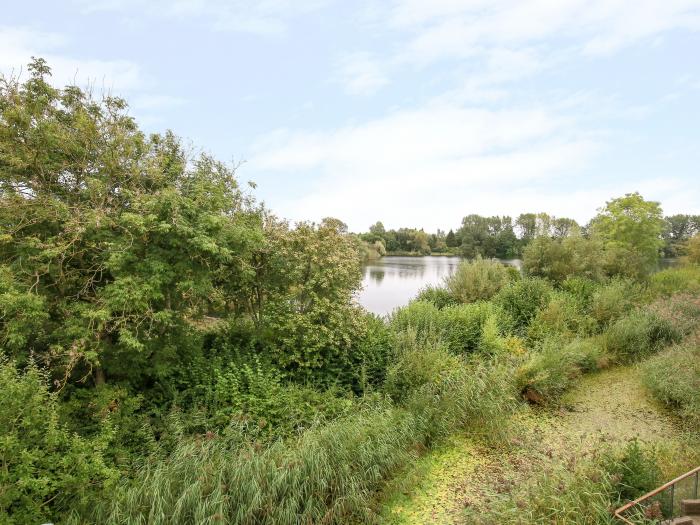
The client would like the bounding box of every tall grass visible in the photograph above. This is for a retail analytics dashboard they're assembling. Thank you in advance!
[650,265,700,297]
[89,349,517,524]
[390,301,505,355]
[444,257,513,303]
[602,310,680,362]
[476,440,663,525]
[643,335,700,427]
[516,338,605,404]
[589,278,645,328]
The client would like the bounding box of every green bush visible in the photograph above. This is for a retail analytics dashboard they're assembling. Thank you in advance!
[602,309,680,362]
[441,302,501,354]
[91,355,516,524]
[643,338,700,426]
[179,356,354,439]
[390,301,445,344]
[392,301,506,356]
[494,277,553,335]
[589,278,645,328]
[516,338,604,403]
[645,293,700,337]
[603,439,662,502]
[444,257,512,303]
[415,285,458,309]
[561,276,599,309]
[384,334,462,403]
[649,265,700,297]
[522,235,604,283]
[527,291,597,343]
[0,357,118,525]
[352,313,394,390]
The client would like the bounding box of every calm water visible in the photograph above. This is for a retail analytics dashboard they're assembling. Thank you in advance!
[358,256,521,316]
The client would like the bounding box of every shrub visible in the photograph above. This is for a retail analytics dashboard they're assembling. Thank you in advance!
[415,285,458,309]
[650,265,700,297]
[522,235,604,283]
[645,293,700,337]
[0,357,118,525]
[643,338,700,426]
[527,291,596,343]
[180,356,354,439]
[384,335,462,403]
[92,356,516,524]
[352,313,394,390]
[687,235,700,264]
[561,276,599,309]
[603,439,662,503]
[516,338,604,403]
[494,277,553,335]
[390,301,445,344]
[444,257,511,303]
[602,310,680,362]
[589,278,645,328]
[440,302,501,354]
[480,440,661,524]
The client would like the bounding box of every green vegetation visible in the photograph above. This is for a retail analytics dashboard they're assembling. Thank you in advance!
[444,256,513,303]
[644,337,700,428]
[361,204,698,261]
[2,59,700,524]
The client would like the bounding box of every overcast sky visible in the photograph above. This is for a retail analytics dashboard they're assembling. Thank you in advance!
[2,1,700,231]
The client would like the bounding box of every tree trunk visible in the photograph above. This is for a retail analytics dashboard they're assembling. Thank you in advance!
[94,366,106,386]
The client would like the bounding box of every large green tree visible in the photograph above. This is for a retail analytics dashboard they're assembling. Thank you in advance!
[589,192,665,277]
[0,59,265,386]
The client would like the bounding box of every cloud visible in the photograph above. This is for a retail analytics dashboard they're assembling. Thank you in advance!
[75,0,329,36]
[386,0,700,59]
[340,0,700,97]
[250,103,604,230]
[0,26,142,91]
[333,52,389,95]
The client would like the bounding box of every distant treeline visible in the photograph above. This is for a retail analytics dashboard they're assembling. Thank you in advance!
[359,213,700,259]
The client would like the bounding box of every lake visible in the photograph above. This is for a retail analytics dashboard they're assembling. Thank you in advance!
[357,256,521,316]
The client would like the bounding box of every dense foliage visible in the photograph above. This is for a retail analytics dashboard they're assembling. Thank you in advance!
[361,199,696,261]
[2,60,699,524]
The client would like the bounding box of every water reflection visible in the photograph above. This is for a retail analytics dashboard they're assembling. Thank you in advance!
[368,267,386,284]
[358,256,522,316]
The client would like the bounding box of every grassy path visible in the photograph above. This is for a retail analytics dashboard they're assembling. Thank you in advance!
[380,366,688,524]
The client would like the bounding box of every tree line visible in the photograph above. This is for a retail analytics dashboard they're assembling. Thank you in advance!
[360,211,700,260]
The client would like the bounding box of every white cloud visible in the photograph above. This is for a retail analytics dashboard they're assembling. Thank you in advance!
[387,0,700,59]
[76,0,329,36]
[333,52,388,95]
[343,0,700,96]
[250,103,603,230]
[0,27,142,91]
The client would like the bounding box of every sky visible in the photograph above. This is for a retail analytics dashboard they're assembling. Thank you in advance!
[2,1,700,232]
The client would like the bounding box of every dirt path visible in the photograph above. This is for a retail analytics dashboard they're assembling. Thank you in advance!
[380,366,686,524]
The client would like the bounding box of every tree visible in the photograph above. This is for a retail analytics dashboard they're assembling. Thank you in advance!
[687,234,700,264]
[516,213,538,242]
[445,229,458,248]
[552,217,580,238]
[522,235,604,283]
[369,221,386,237]
[662,214,700,257]
[589,193,665,277]
[0,59,265,387]
[257,218,367,386]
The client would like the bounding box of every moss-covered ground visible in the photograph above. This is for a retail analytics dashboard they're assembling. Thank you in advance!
[380,365,697,524]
